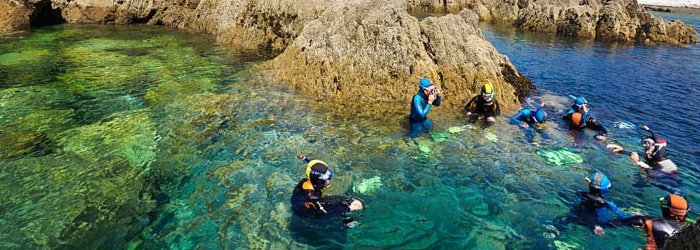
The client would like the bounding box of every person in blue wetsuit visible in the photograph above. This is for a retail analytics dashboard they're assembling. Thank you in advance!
[409,78,441,138]
[464,80,500,125]
[556,172,636,236]
[510,104,549,143]
[562,96,608,140]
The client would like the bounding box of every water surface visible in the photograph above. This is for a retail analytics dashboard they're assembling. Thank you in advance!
[1,12,699,249]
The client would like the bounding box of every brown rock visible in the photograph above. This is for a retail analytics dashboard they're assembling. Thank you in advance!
[0,0,31,33]
[267,1,531,110]
[407,0,697,44]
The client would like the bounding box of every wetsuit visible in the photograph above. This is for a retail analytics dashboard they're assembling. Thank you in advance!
[409,90,441,137]
[622,216,684,249]
[575,190,633,224]
[563,110,608,137]
[290,178,358,219]
[464,95,500,124]
[636,142,678,176]
[511,108,549,142]
[291,178,325,218]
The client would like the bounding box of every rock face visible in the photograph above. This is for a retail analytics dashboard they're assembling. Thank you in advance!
[405,0,697,44]
[269,1,528,110]
[664,223,700,249]
[0,0,534,110]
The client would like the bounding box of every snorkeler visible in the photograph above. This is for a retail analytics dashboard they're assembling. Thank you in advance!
[464,80,500,126]
[409,78,442,138]
[621,193,690,249]
[511,103,549,143]
[607,125,678,176]
[290,155,363,226]
[562,96,608,140]
[556,172,637,236]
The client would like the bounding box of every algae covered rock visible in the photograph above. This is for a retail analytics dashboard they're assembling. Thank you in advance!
[58,109,158,170]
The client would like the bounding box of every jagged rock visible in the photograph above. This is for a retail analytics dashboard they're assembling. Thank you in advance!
[268,1,531,110]
[0,0,31,34]
[664,223,700,249]
[406,0,697,44]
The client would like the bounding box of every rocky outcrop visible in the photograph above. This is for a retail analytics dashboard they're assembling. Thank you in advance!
[405,0,697,44]
[0,0,533,110]
[665,223,700,249]
[0,0,32,34]
[269,2,528,110]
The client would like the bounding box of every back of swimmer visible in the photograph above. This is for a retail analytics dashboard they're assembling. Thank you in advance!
[574,172,635,235]
[291,155,363,221]
[622,193,689,249]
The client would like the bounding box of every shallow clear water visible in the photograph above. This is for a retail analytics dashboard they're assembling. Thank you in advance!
[0,12,698,249]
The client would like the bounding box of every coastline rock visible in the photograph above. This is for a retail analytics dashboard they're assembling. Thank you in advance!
[665,223,700,249]
[268,2,530,110]
[0,0,31,34]
[405,0,697,44]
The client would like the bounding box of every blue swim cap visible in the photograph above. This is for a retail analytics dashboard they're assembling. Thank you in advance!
[419,78,433,90]
[575,97,587,105]
[534,110,547,123]
[521,109,532,117]
[587,172,611,194]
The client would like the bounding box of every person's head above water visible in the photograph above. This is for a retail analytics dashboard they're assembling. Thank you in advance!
[300,155,332,188]
[419,78,433,91]
[586,171,611,197]
[481,80,495,103]
[534,109,547,123]
[660,194,688,222]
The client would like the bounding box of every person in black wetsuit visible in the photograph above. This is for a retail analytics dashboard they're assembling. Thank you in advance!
[562,96,608,140]
[608,125,678,176]
[621,193,689,249]
[290,155,363,224]
[607,125,681,193]
[464,80,500,125]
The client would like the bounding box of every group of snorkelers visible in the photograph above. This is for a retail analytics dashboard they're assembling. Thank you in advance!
[291,78,691,249]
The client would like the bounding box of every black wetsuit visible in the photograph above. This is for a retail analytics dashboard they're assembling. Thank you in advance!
[290,178,354,219]
[562,112,608,137]
[622,216,684,249]
[464,95,500,123]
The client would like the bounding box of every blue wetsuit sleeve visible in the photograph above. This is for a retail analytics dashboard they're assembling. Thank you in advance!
[433,95,442,106]
[413,94,430,120]
[606,200,633,220]
[511,110,525,126]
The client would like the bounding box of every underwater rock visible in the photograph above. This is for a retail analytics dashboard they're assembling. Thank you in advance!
[58,109,157,169]
[0,130,49,158]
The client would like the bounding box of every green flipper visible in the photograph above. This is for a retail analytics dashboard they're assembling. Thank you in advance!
[536,147,583,165]
[484,131,499,142]
[430,132,450,142]
[352,176,383,194]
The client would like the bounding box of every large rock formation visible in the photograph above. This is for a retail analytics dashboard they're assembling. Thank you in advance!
[405,0,697,44]
[0,0,535,110]
[268,1,527,110]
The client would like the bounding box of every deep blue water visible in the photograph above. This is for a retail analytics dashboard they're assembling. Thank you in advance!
[1,11,699,250]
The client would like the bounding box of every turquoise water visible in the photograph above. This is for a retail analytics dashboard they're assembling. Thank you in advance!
[0,12,699,249]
